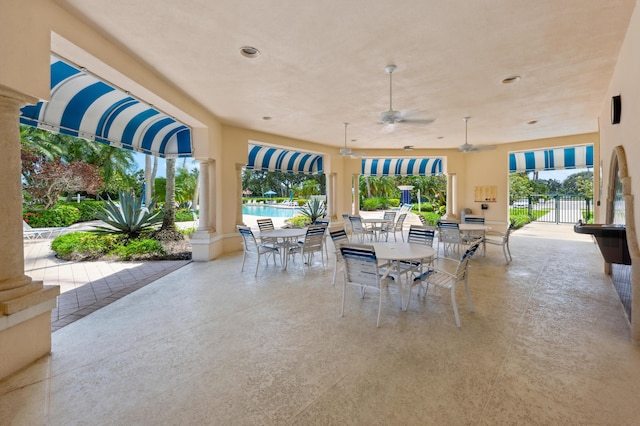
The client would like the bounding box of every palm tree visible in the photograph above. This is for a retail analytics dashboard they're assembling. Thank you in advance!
[154,157,183,240]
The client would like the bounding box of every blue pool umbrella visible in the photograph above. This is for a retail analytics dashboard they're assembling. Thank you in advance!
[265,190,277,197]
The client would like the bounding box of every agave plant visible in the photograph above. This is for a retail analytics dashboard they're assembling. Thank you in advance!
[299,198,326,224]
[92,191,163,239]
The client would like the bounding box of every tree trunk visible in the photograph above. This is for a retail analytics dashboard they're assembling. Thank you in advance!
[154,157,183,240]
[162,157,176,230]
[145,155,158,204]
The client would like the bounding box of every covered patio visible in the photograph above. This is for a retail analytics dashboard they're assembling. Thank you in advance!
[1,222,639,423]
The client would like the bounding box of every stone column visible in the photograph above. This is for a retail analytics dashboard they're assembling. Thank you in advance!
[196,159,209,231]
[352,174,360,214]
[327,172,336,220]
[444,173,458,220]
[0,87,60,380]
[236,164,244,226]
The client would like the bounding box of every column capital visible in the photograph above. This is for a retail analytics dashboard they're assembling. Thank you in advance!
[0,85,38,108]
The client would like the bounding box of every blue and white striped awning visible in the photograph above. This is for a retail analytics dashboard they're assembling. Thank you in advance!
[509,145,593,173]
[19,55,192,158]
[247,144,324,174]
[361,158,443,176]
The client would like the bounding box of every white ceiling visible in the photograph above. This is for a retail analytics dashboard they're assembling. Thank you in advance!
[56,0,635,152]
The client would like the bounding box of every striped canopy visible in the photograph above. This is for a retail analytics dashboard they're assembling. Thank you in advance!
[361,158,443,176]
[509,145,593,173]
[247,144,324,174]
[19,55,192,158]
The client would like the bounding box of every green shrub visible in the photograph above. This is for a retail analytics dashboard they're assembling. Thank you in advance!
[180,227,196,237]
[58,200,105,222]
[51,232,120,259]
[509,214,531,229]
[420,212,441,226]
[286,215,311,227]
[388,198,401,208]
[111,239,165,260]
[299,198,326,223]
[175,208,196,222]
[361,197,392,211]
[92,191,163,239]
[421,203,434,213]
[23,204,81,227]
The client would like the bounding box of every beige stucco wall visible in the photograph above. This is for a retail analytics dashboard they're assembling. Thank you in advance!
[598,0,640,342]
[459,133,600,225]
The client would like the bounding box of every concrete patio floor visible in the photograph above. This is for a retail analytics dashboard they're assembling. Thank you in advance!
[5,220,640,424]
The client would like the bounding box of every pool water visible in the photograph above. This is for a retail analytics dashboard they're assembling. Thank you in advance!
[242,204,301,218]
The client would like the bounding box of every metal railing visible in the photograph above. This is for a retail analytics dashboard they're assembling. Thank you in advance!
[510,194,592,224]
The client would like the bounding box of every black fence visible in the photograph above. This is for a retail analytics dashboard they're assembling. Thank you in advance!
[511,194,592,224]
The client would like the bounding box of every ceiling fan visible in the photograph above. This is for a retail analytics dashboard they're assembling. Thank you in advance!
[458,116,496,153]
[378,65,435,133]
[339,123,366,157]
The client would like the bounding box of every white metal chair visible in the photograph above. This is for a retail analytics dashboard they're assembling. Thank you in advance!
[380,213,407,242]
[340,244,394,327]
[437,221,461,257]
[288,224,327,275]
[373,211,397,241]
[342,213,352,236]
[416,240,481,327]
[329,228,349,285]
[348,215,375,242]
[484,222,513,263]
[397,225,436,307]
[237,226,279,276]
[256,217,278,247]
[461,216,485,249]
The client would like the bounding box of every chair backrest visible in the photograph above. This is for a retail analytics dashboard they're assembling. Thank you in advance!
[437,221,460,241]
[407,225,435,246]
[383,211,396,221]
[455,240,481,279]
[237,226,258,252]
[342,213,352,232]
[437,221,459,229]
[314,218,330,226]
[418,215,428,226]
[349,215,365,232]
[394,213,407,230]
[256,218,275,232]
[464,217,485,224]
[340,244,381,288]
[329,229,349,259]
[302,224,327,251]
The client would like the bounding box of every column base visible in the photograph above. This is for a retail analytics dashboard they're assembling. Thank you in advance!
[0,279,60,380]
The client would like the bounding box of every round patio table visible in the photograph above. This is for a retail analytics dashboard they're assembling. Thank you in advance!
[371,242,436,310]
[260,228,307,270]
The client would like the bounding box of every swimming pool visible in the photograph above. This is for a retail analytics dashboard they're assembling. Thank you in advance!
[242,204,301,218]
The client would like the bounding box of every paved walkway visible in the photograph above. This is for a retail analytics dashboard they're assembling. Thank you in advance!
[24,221,191,332]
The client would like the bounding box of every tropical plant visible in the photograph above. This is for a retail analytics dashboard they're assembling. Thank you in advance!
[92,191,163,239]
[299,198,326,223]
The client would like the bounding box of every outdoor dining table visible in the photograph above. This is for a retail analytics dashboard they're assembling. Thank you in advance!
[371,242,436,311]
[260,227,307,270]
[362,218,394,241]
[458,223,491,255]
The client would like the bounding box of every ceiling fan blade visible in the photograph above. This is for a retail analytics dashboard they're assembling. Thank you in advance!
[401,118,435,125]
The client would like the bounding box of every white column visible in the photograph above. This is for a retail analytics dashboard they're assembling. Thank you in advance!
[236,164,244,226]
[445,173,458,219]
[327,173,336,220]
[0,88,60,380]
[0,91,35,289]
[352,174,360,214]
[196,160,209,231]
